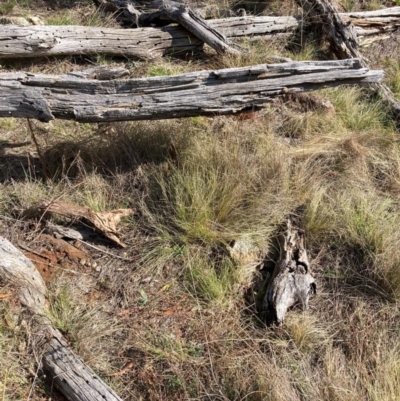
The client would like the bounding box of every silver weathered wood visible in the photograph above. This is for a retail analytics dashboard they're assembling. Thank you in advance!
[263,220,316,326]
[0,237,122,401]
[0,59,384,122]
[214,7,400,42]
[0,7,398,60]
[0,24,203,60]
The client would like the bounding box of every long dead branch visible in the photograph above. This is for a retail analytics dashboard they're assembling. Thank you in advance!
[0,8,398,60]
[0,59,383,123]
[0,236,123,401]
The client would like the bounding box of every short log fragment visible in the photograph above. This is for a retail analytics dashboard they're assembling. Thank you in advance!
[263,220,316,326]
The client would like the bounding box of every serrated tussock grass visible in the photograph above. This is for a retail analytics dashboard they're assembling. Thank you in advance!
[142,119,294,249]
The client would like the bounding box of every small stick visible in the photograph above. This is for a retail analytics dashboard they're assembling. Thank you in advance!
[26,118,51,179]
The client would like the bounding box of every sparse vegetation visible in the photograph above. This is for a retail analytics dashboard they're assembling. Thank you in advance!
[0,0,400,400]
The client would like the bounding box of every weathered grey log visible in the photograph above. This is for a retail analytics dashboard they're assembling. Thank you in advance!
[0,59,383,122]
[263,220,316,326]
[0,8,398,60]
[296,0,400,123]
[0,236,123,401]
[0,24,204,60]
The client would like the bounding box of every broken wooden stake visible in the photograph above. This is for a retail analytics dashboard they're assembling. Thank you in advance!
[0,237,123,401]
[263,220,316,326]
[296,0,400,124]
[0,59,383,123]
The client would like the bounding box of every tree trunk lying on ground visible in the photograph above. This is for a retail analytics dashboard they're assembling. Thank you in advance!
[0,7,398,60]
[0,59,383,123]
[263,219,316,326]
[0,237,123,401]
[296,0,400,123]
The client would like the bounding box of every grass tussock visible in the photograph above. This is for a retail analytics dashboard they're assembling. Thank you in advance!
[142,118,294,250]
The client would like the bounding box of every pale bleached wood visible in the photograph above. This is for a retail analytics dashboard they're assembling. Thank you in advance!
[0,59,384,122]
[0,24,203,60]
[0,237,123,401]
[263,220,316,326]
[0,8,398,60]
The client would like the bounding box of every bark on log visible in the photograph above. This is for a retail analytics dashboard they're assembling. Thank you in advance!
[0,59,383,122]
[0,236,123,401]
[263,220,316,326]
[296,0,400,123]
[0,8,398,60]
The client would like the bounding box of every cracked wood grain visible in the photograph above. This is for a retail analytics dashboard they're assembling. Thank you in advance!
[0,59,384,122]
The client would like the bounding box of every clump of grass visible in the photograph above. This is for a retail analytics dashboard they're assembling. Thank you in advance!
[312,190,400,299]
[185,249,240,304]
[214,38,283,69]
[0,297,34,399]
[385,60,400,99]
[284,313,330,353]
[0,0,15,15]
[321,346,362,401]
[366,341,400,401]
[45,5,108,27]
[324,87,390,132]
[289,42,321,61]
[47,279,118,362]
[46,13,80,26]
[147,61,185,77]
[77,173,113,212]
[142,119,293,249]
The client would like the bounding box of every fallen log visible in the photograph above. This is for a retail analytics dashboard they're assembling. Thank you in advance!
[0,59,383,122]
[0,236,123,401]
[0,24,204,60]
[0,8,398,60]
[263,219,316,326]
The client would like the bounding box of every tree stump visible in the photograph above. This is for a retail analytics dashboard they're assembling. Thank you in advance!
[263,220,316,326]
